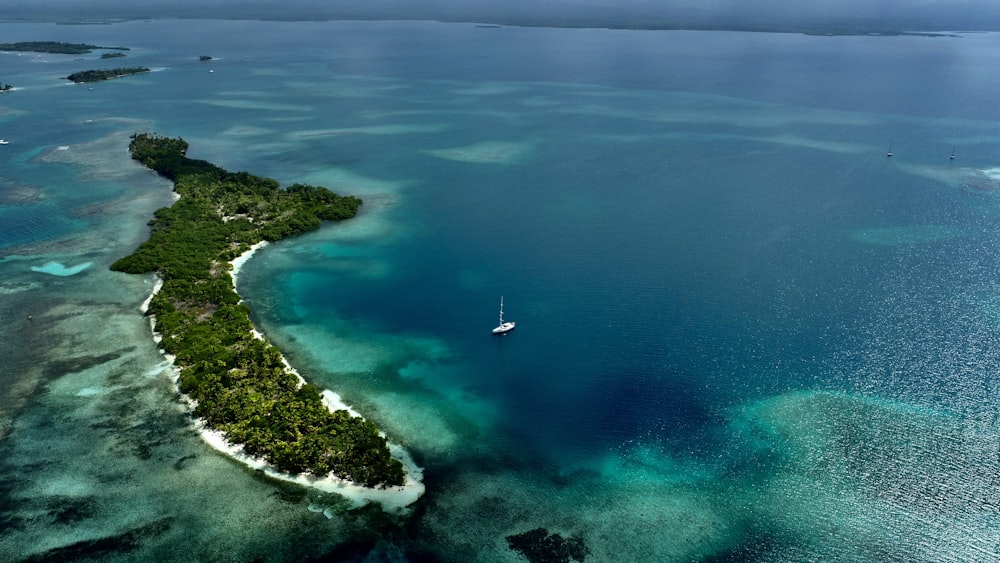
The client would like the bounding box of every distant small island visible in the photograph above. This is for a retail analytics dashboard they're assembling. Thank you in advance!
[0,41,129,55]
[65,66,149,83]
[112,133,405,488]
[100,52,126,59]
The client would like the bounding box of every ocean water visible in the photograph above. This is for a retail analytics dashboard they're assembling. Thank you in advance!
[1,19,998,561]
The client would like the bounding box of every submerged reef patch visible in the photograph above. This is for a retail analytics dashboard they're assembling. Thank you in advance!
[507,527,590,563]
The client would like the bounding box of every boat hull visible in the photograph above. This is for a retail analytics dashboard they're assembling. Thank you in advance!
[492,322,516,334]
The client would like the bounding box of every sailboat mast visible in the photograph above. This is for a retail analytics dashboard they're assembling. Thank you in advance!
[491,295,516,334]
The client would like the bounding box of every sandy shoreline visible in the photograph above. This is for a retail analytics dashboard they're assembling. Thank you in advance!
[140,242,425,512]
[229,240,268,286]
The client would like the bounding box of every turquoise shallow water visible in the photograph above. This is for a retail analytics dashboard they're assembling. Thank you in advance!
[1,19,998,561]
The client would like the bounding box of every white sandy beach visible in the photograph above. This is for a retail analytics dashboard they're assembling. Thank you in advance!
[139,241,425,511]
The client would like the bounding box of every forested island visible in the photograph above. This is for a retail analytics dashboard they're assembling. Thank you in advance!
[0,41,129,54]
[112,133,405,488]
[65,66,149,83]
[100,52,126,59]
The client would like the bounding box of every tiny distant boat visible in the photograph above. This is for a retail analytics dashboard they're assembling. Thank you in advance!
[950,147,956,160]
[886,142,893,157]
[492,296,516,334]
[0,139,9,145]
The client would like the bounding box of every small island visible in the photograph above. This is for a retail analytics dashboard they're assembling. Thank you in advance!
[0,41,129,55]
[112,133,405,488]
[65,66,150,83]
[100,52,127,59]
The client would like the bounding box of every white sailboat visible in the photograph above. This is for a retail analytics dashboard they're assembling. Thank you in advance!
[492,296,516,334]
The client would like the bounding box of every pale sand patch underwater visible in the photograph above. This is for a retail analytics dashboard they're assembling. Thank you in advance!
[895,162,1000,197]
[197,99,311,112]
[282,77,412,99]
[591,131,865,154]
[426,141,532,164]
[32,128,154,183]
[0,280,41,295]
[272,311,455,380]
[359,108,521,122]
[449,82,526,96]
[219,125,275,138]
[980,167,1000,182]
[560,91,879,129]
[30,261,93,276]
[296,124,449,137]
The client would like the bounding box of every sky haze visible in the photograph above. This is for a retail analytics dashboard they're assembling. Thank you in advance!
[5,0,1000,31]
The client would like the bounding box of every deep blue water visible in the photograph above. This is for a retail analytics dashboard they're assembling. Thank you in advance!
[1,19,998,561]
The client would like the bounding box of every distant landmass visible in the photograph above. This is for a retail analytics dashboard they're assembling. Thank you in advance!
[0,41,129,54]
[65,66,149,83]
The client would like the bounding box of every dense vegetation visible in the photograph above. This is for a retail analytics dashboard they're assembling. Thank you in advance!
[100,52,127,59]
[66,67,149,83]
[113,133,405,488]
[0,41,129,54]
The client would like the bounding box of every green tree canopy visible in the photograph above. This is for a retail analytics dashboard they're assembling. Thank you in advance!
[113,133,402,488]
